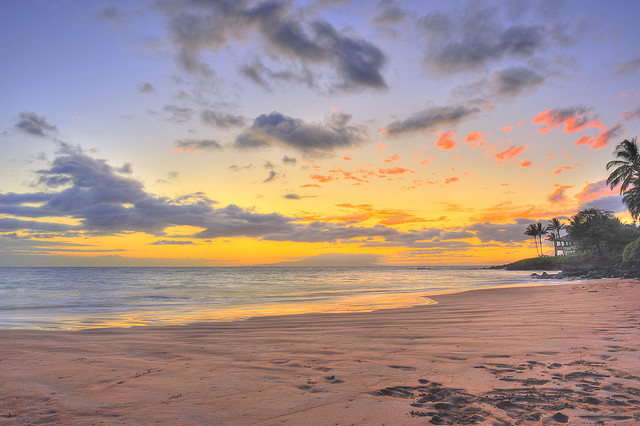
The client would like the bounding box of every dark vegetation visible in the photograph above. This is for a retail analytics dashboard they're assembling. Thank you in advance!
[499,138,640,280]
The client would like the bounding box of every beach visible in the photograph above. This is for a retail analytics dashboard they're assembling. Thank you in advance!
[1,278,639,425]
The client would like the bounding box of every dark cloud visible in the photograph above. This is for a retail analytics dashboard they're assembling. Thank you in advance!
[97,6,126,22]
[15,111,57,137]
[579,195,626,213]
[419,5,546,73]
[240,58,314,89]
[385,105,480,136]
[373,0,408,27]
[235,111,366,153]
[492,66,545,96]
[284,193,301,199]
[282,155,297,164]
[155,0,387,91]
[138,82,155,94]
[200,110,246,128]
[174,139,222,151]
[263,170,278,183]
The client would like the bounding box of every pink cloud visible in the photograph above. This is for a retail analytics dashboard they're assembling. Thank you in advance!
[547,185,574,204]
[575,180,616,204]
[532,107,593,134]
[551,165,574,175]
[492,145,528,160]
[622,107,640,122]
[464,131,486,148]
[576,135,594,146]
[592,123,624,149]
[384,154,400,163]
[435,131,457,150]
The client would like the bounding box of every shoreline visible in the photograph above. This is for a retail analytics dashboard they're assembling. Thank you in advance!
[1,278,639,424]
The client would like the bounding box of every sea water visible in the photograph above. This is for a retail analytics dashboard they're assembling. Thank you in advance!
[0,266,556,330]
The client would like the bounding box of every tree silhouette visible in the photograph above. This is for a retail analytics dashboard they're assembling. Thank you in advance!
[606,138,640,221]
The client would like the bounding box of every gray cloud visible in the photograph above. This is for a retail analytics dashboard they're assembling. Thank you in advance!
[138,82,155,94]
[420,4,547,73]
[464,219,532,243]
[235,111,366,153]
[149,240,197,245]
[386,105,480,136]
[282,155,297,164]
[492,66,545,96]
[174,139,222,151]
[97,6,126,22]
[617,57,640,74]
[263,170,279,183]
[162,105,194,123]
[156,0,387,91]
[579,195,626,213]
[15,111,57,137]
[200,110,246,128]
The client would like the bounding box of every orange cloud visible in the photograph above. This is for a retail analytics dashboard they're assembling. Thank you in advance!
[518,160,533,167]
[492,145,528,160]
[378,166,412,175]
[420,155,436,165]
[342,156,352,161]
[501,119,524,133]
[547,185,574,204]
[384,154,400,163]
[309,174,337,183]
[377,143,386,151]
[435,131,457,150]
[170,148,184,152]
[464,131,486,148]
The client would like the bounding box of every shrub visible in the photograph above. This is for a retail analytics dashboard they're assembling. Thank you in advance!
[623,236,640,264]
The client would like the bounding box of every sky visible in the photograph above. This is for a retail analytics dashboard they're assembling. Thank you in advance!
[1,0,640,267]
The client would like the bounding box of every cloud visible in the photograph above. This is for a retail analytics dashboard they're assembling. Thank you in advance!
[265,252,383,267]
[149,240,197,245]
[574,180,616,204]
[464,131,485,148]
[617,57,640,74]
[579,195,626,213]
[419,5,546,73]
[97,6,126,22]
[492,145,527,160]
[174,139,222,151]
[547,185,573,204]
[15,111,57,137]
[435,131,457,150]
[551,165,574,175]
[591,123,623,150]
[235,111,366,153]
[138,82,155,94]
[622,107,640,122]
[532,105,593,134]
[156,0,387,91]
[161,105,194,123]
[200,110,246,128]
[386,105,480,136]
[263,170,280,183]
[464,219,532,243]
[491,66,545,96]
[282,155,297,164]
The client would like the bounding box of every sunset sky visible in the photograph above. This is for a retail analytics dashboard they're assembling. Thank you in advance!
[1,0,639,266]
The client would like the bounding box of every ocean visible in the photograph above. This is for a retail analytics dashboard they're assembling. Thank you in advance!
[0,266,559,330]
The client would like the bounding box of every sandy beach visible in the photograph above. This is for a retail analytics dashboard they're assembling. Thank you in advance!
[1,278,639,425]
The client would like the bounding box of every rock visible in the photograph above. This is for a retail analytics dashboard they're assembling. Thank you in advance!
[552,412,569,423]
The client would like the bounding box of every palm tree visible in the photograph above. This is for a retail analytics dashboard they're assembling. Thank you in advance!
[524,224,540,256]
[606,138,640,221]
[547,218,565,256]
[524,223,547,256]
[534,222,548,256]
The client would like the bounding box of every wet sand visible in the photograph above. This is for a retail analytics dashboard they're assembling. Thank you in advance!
[1,278,639,424]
